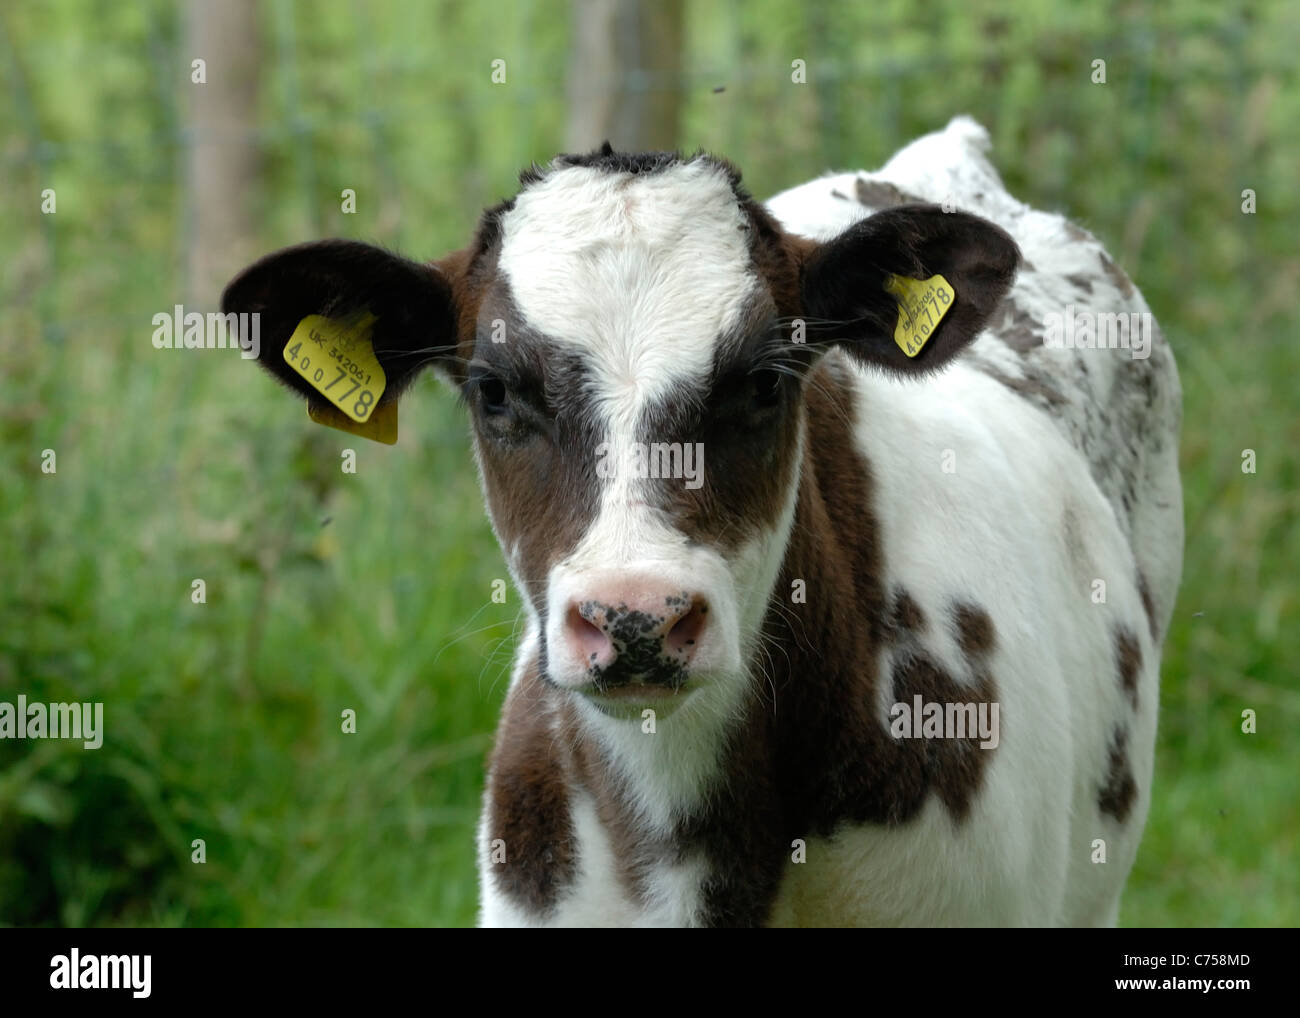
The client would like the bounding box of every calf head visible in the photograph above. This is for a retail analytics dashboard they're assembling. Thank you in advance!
[223,148,1018,722]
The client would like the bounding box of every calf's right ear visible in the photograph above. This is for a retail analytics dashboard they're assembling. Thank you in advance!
[220,239,462,409]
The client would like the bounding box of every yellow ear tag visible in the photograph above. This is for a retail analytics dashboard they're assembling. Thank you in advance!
[882,273,956,358]
[283,312,387,422]
[307,399,398,445]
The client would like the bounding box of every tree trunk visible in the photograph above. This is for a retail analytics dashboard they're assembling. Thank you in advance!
[565,0,684,153]
[185,0,261,304]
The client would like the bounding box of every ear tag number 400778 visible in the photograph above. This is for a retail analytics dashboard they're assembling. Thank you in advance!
[282,312,387,422]
[882,273,955,358]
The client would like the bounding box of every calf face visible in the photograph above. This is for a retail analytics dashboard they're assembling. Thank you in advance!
[222,148,1018,722]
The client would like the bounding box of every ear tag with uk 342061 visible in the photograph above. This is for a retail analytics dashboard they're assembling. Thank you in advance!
[282,312,398,444]
[882,273,955,358]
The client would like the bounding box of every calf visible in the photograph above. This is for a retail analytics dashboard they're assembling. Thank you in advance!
[223,116,1182,927]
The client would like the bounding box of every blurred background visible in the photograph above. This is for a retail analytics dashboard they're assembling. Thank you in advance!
[1,0,1296,927]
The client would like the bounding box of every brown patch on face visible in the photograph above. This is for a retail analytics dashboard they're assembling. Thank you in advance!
[640,372,803,559]
[854,177,922,209]
[485,666,578,915]
[1115,625,1142,710]
[1099,251,1135,298]
[1137,572,1159,643]
[435,233,607,613]
[1098,726,1137,822]
[457,280,607,612]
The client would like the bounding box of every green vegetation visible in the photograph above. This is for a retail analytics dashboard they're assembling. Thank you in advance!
[1,0,1296,926]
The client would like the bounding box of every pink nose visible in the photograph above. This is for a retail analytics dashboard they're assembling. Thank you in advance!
[564,587,709,679]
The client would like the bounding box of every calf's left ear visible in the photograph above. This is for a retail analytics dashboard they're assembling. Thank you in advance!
[800,204,1020,375]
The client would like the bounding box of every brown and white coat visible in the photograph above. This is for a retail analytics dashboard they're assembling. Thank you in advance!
[224,116,1182,927]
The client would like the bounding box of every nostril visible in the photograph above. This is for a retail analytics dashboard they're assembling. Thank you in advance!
[666,599,708,657]
[567,604,613,668]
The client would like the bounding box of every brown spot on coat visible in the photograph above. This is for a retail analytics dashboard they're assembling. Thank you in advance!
[993,300,1041,353]
[485,668,577,914]
[854,177,922,209]
[977,362,1067,408]
[1098,726,1137,821]
[1115,625,1142,709]
[892,589,927,634]
[885,649,998,823]
[1137,572,1159,643]
[559,698,670,905]
[953,603,996,657]
[1065,272,1096,294]
[1099,252,1135,298]
[1064,221,1093,243]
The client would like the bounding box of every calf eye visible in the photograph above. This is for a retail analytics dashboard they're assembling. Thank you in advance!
[467,366,510,416]
[750,369,783,411]
[480,375,509,415]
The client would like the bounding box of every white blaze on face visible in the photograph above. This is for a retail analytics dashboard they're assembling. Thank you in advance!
[496,160,764,691]
[498,161,757,412]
